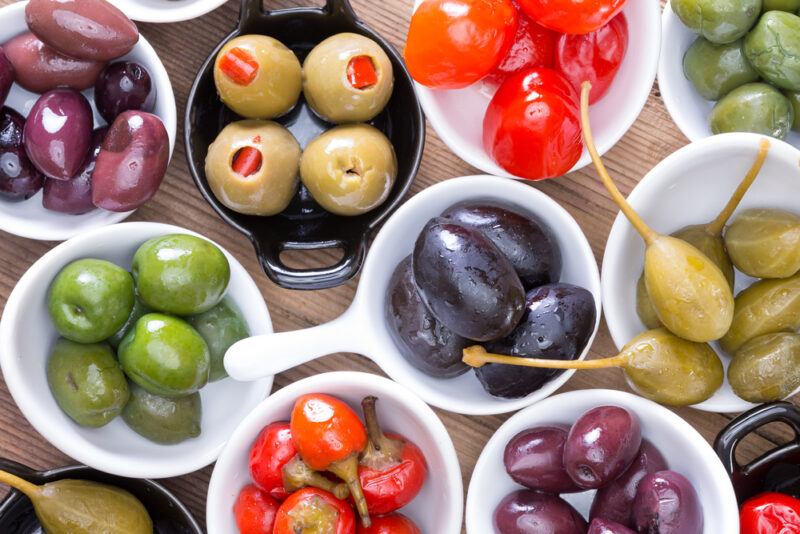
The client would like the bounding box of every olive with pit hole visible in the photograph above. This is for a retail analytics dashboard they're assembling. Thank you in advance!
[303,32,393,123]
[205,120,300,216]
[122,384,202,444]
[633,471,703,534]
[95,62,155,123]
[0,107,43,201]
[43,127,106,214]
[0,48,12,107]
[729,332,800,402]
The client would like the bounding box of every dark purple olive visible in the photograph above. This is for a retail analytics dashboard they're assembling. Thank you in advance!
[564,406,642,490]
[0,107,43,201]
[385,256,470,378]
[94,62,155,123]
[476,283,596,398]
[92,110,168,212]
[633,471,703,534]
[412,218,525,342]
[503,425,581,493]
[494,490,587,534]
[589,440,668,527]
[43,127,107,214]
[442,201,562,289]
[0,48,13,107]
[588,518,636,534]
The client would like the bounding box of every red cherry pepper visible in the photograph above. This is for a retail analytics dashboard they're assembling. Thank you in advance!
[358,396,427,515]
[233,484,279,534]
[347,56,378,89]
[219,47,259,86]
[740,492,800,533]
[273,487,357,534]
[358,513,421,534]
[292,393,371,527]
[516,0,626,35]
[486,6,559,85]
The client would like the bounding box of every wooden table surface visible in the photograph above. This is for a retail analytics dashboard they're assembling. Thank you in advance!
[0,0,794,530]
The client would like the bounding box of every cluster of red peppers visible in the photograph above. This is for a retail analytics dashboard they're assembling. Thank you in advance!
[740,492,800,533]
[233,394,427,534]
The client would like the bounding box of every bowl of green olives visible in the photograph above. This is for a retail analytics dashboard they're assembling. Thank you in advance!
[0,222,273,479]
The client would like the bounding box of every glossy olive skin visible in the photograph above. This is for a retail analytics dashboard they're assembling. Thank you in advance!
[108,297,150,349]
[122,384,201,444]
[710,82,793,139]
[442,202,562,289]
[43,127,106,214]
[744,11,800,91]
[787,90,800,131]
[0,107,43,201]
[95,62,156,123]
[187,297,250,382]
[729,332,800,402]
[24,89,93,181]
[589,440,668,527]
[47,338,129,428]
[672,0,761,43]
[0,47,12,107]
[725,208,800,278]
[478,283,596,398]
[503,425,581,493]
[385,256,470,378]
[633,471,703,534]
[588,519,636,534]
[494,490,587,534]
[412,218,525,342]
[683,38,759,100]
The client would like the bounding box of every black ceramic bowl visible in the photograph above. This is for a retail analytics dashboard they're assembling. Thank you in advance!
[185,0,425,290]
[0,458,202,533]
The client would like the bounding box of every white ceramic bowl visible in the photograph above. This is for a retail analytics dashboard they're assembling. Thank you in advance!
[0,1,177,241]
[466,389,739,533]
[659,2,800,148]
[0,222,273,479]
[113,0,229,23]
[602,132,800,413]
[207,371,464,534]
[224,175,601,416]
[411,0,661,179]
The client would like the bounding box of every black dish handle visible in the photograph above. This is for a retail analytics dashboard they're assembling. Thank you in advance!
[0,458,37,482]
[240,0,356,29]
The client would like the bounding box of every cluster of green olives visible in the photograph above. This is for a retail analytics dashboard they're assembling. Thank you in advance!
[675,0,800,139]
[46,234,250,444]
[207,33,397,217]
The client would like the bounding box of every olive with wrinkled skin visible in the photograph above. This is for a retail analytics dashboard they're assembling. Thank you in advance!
[672,0,761,43]
[763,0,800,9]
[788,90,800,130]
[0,107,43,201]
[494,490,587,534]
[683,38,759,100]
[729,332,800,402]
[303,33,394,123]
[122,384,201,444]
[0,48,12,107]
[300,124,396,216]
[95,62,156,123]
[187,297,250,382]
[633,471,703,534]
[725,208,800,278]
[744,11,800,91]
[43,127,106,214]
[710,83,793,139]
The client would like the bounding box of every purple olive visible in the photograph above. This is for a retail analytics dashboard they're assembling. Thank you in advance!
[24,89,93,181]
[494,490,587,534]
[588,518,636,534]
[503,426,581,494]
[94,62,155,123]
[0,48,14,107]
[633,471,703,534]
[0,107,43,201]
[589,440,668,527]
[92,111,168,212]
[564,406,642,489]
[43,127,106,214]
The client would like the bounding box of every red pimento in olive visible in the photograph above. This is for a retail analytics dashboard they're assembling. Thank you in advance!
[486,6,559,85]
[231,146,262,177]
[358,396,427,515]
[219,47,259,85]
[273,487,357,534]
[517,0,626,35]
[358,513,421,534]
[347,56,378,89]
[234,484,279,534]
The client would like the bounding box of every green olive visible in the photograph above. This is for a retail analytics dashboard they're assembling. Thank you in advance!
[122,384,201,444]
[744,11,800,90]
[724,208,800,278]
[108,298,150,350]
[729,332,800,402]
[763,0,800,10]
[672,0,761,43]
[786,90,800,130]
[710,82,793,139]
[636,272,662,329]
[683,38,760,100]
[187,297,250,382]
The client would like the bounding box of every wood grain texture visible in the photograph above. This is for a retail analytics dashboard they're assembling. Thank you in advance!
[0,0,795,530]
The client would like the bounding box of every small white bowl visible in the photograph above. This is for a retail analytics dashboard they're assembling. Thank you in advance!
[602,132,800,413]
[207,371,464,534]
[113,0,229,23]
[0,222,273,479]
[224,175,602,416]
[0,1,177,241]
[659,2,800,147]
[466,389,739,533]
[410,0,661,179]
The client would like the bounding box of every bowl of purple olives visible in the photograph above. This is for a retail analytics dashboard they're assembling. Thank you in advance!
[0,0,177,241]
[467,389,739,533]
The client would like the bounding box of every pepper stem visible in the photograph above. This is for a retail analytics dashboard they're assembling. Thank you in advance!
[360,396,403,471]
[462,345,628,370]
[282,455,350,501]
[0,470,40,500]
[328,454,371,528]
[580,81,657,246]
[362,396,384,450]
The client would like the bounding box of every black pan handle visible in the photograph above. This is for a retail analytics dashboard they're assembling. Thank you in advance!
[240,0,356,29]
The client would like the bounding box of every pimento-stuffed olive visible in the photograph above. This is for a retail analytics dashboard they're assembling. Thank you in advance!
[205,120,301,216]
[214,35,301,120]
[303,33,393,123]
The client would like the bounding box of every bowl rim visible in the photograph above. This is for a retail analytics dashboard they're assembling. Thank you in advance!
[113,0,230,23]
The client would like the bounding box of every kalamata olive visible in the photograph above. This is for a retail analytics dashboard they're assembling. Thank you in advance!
[442,202,562,289]
[503,425,581,493]
[43,127,106,214]
[412,218,525,342]
[0,107,43,201]
[24,89,92,181]
[3,32,105,93]
[494,490,587,534]
[633,471,703,534]
[564,405,642,489]
[95,62,155,123]
[588,518,636,534]
[92,111,169,212]
[476,283,596,398]
[385,256,470,378]
[0,48,13,107]
[25,0,138,62]
[589,440,668,527]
